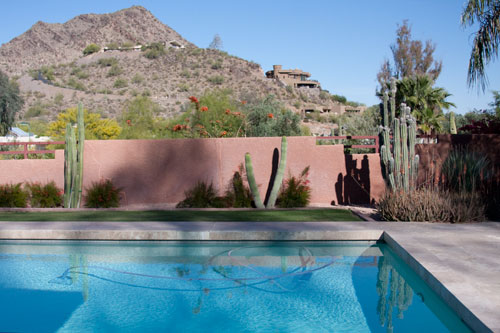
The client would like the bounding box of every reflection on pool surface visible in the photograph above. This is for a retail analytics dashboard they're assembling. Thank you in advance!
[0,241,470,332]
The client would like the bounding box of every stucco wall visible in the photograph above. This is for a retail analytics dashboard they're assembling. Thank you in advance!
[0,137,385,207]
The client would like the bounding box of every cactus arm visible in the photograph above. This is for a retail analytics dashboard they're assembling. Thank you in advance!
[390,78,397,121]
[70,126,78,207]
[266,136,288,208]
[450,111,457,134]
[401,117,409,191]
[64,123,72,208]
[245,153,265,209]
[75,103,85,208]
[393,118,401,188]
[383,91,389,128]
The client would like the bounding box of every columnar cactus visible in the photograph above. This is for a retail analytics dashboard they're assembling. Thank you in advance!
[379,79,419,192]
[449,111,457,134]
[245,136,287,208]
[64,103,85,208]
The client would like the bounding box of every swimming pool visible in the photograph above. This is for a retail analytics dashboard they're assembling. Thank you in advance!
[0,241,470,332]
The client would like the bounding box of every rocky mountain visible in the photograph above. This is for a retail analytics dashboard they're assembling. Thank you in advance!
[0,6,192,75]
[0,6,344,135]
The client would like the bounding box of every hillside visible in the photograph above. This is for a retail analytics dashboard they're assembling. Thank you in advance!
[0,6,344,135]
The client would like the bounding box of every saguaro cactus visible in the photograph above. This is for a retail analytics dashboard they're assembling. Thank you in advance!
[245,136,288,208]
[64,103,85,208]
[379,79,419,192]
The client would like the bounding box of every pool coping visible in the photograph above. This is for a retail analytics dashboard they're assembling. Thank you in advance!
[0,221,498,332]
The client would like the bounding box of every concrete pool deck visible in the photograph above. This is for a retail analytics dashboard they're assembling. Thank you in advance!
[0,220,498,332]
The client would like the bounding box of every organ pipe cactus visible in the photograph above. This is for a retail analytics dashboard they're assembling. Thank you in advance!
[449,111,457,134]
[245,136,287,209]
[379,79,419,192]
[64,103,85,208]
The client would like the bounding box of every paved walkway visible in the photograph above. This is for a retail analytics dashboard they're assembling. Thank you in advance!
[0,221,499,332]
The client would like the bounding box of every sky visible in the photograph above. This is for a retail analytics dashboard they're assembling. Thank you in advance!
[1,0,499,114]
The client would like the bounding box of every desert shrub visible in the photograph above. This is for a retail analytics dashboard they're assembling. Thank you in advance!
[277,167,311,208]
[83,44,100,55]
[0,183,28,207]
[66,78,86,91]
[26,181,62,208]
[441,147,492,193]
[224,168,252,208]
[176,181,229,208]
[245,95,302,137]
[142,42,165,59]
[207,75,224,85]
[98,57,118,67]
[378,187,485,223]
[119,96,163,139]
[107,64,123,77]
[441,147,499,220]
[48,107,122,140]
[132,74,144,84]
[84,179,121,208]
[174,90,245,138]
[113,78,128,88]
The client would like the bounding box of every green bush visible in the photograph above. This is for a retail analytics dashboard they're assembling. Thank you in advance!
[84,179,121,208]
[132,74,144,84]
[107,64,123,77]
[224,169,252,208]
[176,181,229,208]
[113,78,128,88]
[83,44,100,55]
[0,183,28,207]
[142,42,165,59]
[277,167,311,208]
[207,75,224,85]
[245,95,302,137]
[26,181,62,208]
[441,147,492,193]
[98,57,118,67]
[377,187,485,223]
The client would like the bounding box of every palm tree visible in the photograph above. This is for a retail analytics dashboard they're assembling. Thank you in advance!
[414,107,445,135]
[461,0,500,91]
[396,75,455,115]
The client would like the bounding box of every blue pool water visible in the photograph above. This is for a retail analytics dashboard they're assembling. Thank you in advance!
[0,241,470,332]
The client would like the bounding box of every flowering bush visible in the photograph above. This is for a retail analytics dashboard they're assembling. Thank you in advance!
[0,183,28,207]
[84,179,121,208]
[277,166,311,208]
[26,181,63,208]
[183,90,245,138]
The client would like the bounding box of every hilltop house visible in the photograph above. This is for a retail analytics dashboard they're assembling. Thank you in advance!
[265,65,320,89]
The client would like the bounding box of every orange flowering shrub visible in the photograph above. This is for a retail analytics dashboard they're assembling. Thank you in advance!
[200,106,209,112]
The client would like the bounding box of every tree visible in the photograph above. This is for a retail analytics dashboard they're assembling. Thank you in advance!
[119,96,163,139]
[489,90,500,116]
[0,71,23,135]
[245,95,302,137]
[396,75,455,115]
[377,20,442,87]
[83,43,100,55]
[48,107,121,140]
[208,34,223,50]
[461,0,500,91]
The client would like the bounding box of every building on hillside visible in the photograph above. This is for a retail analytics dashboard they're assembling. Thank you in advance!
[0,127,50,143]
[265,65,320,89]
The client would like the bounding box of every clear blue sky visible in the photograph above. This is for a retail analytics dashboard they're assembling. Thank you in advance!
[1,0,499,114]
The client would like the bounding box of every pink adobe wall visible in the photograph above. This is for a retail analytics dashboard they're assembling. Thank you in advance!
[0,137,385,207]
[0,150,64,188]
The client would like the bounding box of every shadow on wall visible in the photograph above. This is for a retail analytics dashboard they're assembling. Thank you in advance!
[334,155,371,205]
[106,139,220,206]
